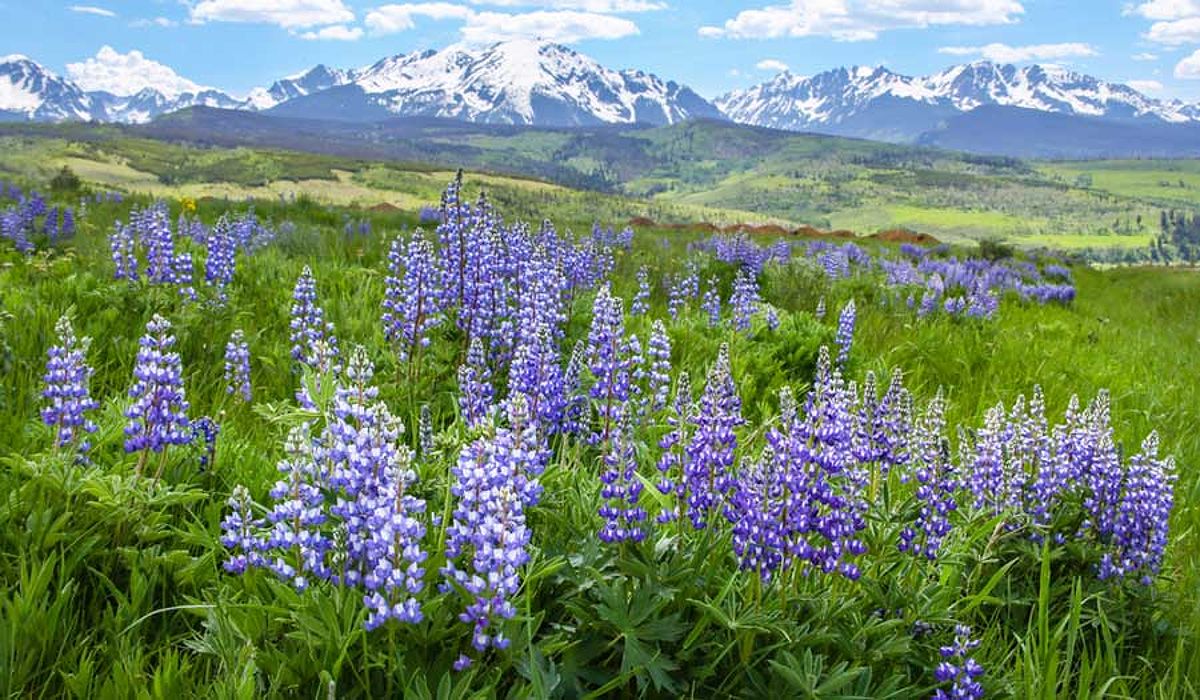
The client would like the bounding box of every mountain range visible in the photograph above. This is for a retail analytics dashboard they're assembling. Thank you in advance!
[4,41,1200,157]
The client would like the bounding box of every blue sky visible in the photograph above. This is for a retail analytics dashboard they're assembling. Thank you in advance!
[6,1,1200,101]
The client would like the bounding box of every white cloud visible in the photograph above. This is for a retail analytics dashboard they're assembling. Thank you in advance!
[1145,17,1200,44]
[1174,48,1200,77]
[365,3,473,34]
[132,16,179,27]
[70,5,115,17]
[698,0,1023,41]
[1132,51,1159,60]
[466,0,664,10]
[366,3,639,42]
[1128,0,1200,20]
[937,42,1097,63]
[189,0,354,29]
[460,10,639,42]
[1127,79,1164,91]
[66,45,205,98]
[300,24,364,39]
[756,58,789,72]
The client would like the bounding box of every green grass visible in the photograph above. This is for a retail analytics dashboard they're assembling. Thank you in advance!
[1,159,1198,698]
[6,120,1199,248]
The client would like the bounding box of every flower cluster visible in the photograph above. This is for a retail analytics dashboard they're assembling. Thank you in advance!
[124,315,192,463]
[223,348,429,628]
[41,316,99,455]
[442,396,537,664]
[835,299,856,366]
[932,625,985,700]
[383,235,443,365]
[223,329,252,402]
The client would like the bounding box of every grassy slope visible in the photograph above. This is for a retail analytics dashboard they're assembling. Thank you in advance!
[0,172,1198,695]
[6,116,1197,248]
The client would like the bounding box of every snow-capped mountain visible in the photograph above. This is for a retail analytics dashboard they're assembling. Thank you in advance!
[0,54,249,123]
[91,87,246,124]
[0,55,96,122]
[243,65,354,111]
[270,39,723,126]
[718,61,1200,142]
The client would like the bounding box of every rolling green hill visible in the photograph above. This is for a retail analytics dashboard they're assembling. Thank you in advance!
[2,111,1197,249]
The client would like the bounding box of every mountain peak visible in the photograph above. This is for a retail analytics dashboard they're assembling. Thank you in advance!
[719,59,1194,139]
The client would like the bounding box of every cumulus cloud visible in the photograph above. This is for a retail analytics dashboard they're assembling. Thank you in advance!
[1132,51,1159,60]
[66,45,205,97]
[365,3,473,34]
[756,58,790,72]
[300,24,364,39]
[460,10,639,43]
[189,0,354,29]
[1126,79,1164,91]
[1127,0,1200,20]
[937,42,1097,63]
[698,0,1023,41]
[1144,16,1200,44]
[70,5,116,17]
[366,3,639,42]
[1174,48,1200,77]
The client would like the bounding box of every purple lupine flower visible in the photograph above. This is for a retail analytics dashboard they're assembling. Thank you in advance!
[835,299,856,366]
[656,371,692,524]
[598,416,647,544]
[561,340,588,436]
[932,625,985,700]
[702,277,721,327]
[645,320,672,413]
[61,207,75,238]
[418,404,435,456]
[220,484,264,574]
[41,315,99,454]
[173,251,197,302]
[383,235,443,365]
[2,209,32,254]
[43,206,58,241]
[457,337,494,429]
[261,424,330,590]
[772,351,868,580]
[965,404,1011,515]
[442,428,532,661]
[1099,432,1176,584]
[683,344,742,529]
[730,268,760,333]
[205,219,237,300]
[815,296,826,320]
[764,305,780,331]
[631,265,650,316]
[729,450,788,580]
[508,319,568,433]
[289,266,339,370]
[110,222,139,281]
[666,273,685,321]
[587,284,636,447]
[192,415,220,470]
[124,314,192,466]
[361,430,428,629]
[142,204,178,285]
[898,390,958,561]
[223,329,252,402]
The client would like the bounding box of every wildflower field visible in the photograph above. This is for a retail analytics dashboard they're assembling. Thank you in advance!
[1,172,1198,698]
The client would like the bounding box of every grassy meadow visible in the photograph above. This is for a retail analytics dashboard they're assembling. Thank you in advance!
[0,153,1197,700]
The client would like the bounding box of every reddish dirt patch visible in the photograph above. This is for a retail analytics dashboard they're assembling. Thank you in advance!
[868,228,941,245]
[368,202,401,213]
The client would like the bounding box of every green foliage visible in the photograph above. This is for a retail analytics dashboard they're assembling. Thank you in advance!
[0,176,1197,697]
